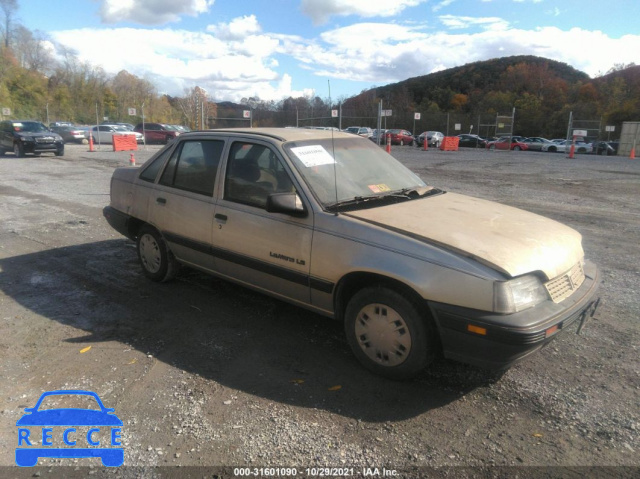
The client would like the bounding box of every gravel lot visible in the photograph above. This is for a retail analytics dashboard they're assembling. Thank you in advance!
[0,142,638,478]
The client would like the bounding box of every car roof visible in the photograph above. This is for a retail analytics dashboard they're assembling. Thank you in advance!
[180,127,358,143]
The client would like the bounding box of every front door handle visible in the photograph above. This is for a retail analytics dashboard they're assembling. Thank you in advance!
[156,197,167,205]
[215,213,228,222]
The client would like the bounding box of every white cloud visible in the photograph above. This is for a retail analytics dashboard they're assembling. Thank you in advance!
[439,15,510,31]
[285,23,640,84]
[207,15,261,40]
[432,0,456,13]
[99,0,214,25]
[300,0,427,25]
[50,27,306,102]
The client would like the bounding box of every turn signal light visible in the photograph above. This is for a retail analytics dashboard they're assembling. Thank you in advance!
[545,325,559,337]
[467,324,487,336]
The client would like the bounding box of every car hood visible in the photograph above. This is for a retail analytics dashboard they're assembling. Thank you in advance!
[16,132,61,139]
[344,192,583,279]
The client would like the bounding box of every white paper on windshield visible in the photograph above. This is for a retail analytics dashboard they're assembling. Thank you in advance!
[290,145,335,167]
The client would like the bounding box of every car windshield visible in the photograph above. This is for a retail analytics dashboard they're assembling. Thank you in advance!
[36,394,101,411]
[284,137,430,209]
[13,122,48,133]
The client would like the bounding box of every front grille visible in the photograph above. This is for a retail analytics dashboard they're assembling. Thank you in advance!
[544,262,585,303]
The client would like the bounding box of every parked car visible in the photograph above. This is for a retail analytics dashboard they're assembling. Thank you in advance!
[591,141,618,155]
[104,128,600,379]
[416,131,444,148]
[522,137,554,151]
[386,129,415,145]
[49,121,74,128]
[542,140,592,154]
[134,123,180,144]
[102,122,135,131]
[345,126,373,138]
[486,137,529,151]
[0,120,64,157]
[371,129,387,143]
[50,125,89,144]
[91,125,144,144]
[457,134,487,148]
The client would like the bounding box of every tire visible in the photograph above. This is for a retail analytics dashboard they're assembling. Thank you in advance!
[513,146,521,151]
[548,146,557,152]
[400,139,404,146]
[489,144,495,150]
[55,146,64,156]
[13,142,25,157]
[344,286,437,380]
[136,225,179,282]
[578,148,586,154]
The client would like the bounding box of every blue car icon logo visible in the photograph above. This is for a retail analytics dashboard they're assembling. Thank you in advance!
[16,390,123,467]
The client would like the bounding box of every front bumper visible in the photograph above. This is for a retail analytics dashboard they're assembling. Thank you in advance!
[21,140,63,153]
[428,261,600,370]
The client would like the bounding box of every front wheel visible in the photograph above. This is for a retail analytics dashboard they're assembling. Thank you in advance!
[136,225,179,282]
[13,142,25,157]
[513,145,521,151]
[344,286,437,379]
[489,144,495,150]
[55,146,64,156]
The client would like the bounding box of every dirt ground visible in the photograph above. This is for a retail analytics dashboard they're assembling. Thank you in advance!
[0,142,638,478]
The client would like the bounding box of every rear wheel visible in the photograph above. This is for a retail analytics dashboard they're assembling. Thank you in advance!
[344,286,437,379]
[513,145,521,151]
[548,146,557,152]
[136,225,179,282]
[489,144,495,150]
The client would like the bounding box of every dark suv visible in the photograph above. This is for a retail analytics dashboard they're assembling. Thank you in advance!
[0,120,64,157]
[134,123,180,144]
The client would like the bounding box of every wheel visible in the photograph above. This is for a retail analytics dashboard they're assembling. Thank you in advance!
[489,144,495,150]
[55,146,64,156]
[13,142,25,157]
[578,148,586,154]
[136,225,179,282]
[400,139,404,146]
[513,146,521,151]
[344,286,437,379]
[435,140,441,148]
[548,146,557,152]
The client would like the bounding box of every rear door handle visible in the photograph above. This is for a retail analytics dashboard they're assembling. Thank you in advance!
[156,197,167,205]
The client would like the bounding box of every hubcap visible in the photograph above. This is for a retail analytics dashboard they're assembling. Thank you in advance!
[354,303,412,367]
[139,233,162,273]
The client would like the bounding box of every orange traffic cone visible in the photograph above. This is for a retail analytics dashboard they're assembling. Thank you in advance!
[385,134,391,153]
[129,153,136,166]
[88,135,95,152]
[630,145,636,159]
[423,138,428,151]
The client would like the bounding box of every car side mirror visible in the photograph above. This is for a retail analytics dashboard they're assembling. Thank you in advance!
[266,192,307,217]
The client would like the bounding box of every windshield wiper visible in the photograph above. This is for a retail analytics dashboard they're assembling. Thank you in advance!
[326,186,441,211]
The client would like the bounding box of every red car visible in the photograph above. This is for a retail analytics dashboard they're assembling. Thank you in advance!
[485,136,529,151]
[134,123,180,144]
[384,129,415,146]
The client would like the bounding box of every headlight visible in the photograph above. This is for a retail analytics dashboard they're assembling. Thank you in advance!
[493,274,549,313]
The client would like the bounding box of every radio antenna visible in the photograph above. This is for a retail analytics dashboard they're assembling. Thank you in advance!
[328,80,339,215]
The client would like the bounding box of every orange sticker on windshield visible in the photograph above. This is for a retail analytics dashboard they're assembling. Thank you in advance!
[368,184,391,193]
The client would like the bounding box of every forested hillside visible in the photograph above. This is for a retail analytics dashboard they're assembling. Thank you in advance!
[344,56,639,138]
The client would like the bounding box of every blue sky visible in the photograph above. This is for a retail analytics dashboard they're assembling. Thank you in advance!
[20,0,640,103]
